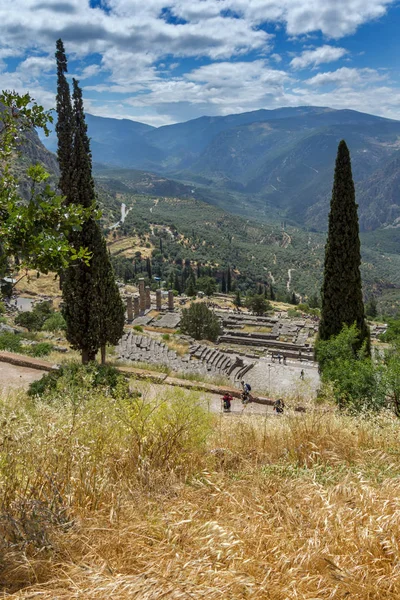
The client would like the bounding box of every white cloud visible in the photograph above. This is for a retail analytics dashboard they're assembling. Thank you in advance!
[290,45,347,70]
[305,67,386,87]
[0,0,397,126]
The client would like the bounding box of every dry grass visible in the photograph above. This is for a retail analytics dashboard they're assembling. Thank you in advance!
[242,325,272,333]
[2,387,400,599]
[14,271,61,298]
[107,235,153,258]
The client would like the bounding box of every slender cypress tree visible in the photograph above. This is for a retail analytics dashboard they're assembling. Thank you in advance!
[226,266,232,292]
[221,272,227,293]
[269,283,275,301]
[319,140,369,352]
[59,70,124,363]
[55,39,74,202]
[98,247,125,364]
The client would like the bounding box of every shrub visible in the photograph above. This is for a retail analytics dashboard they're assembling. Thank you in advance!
[15,301,54,331]
[245,294,272,315]
[24,342,53,358]
[180,302,221,342]
[42,312,66,332]
[0,331,22,352]
[133,325,143,332]
[162,333,170,341]
[28,361,129,399]
[316,324,382,412]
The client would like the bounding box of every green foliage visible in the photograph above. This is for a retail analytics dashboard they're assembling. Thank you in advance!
[0,332,22,352]
[0,91,90,278]
[196,276,217,296]
[245,294,272,316]
[42,312,66,332]
[319,141,370,354]
[380,318,400,343]
[133,325,143,332]
[380,346,400,417]
[28,361,128,398]
[287,308,302,318]
[316,324,381,411]
[15,302,53,331]
[24,342,53,358]
[59,51,124,364]
[234,290,241,307]
[185,275,196,297]
[162,333,170,341]
[180,302,222,342]
[366,297,378,318]
[0,302,5,315]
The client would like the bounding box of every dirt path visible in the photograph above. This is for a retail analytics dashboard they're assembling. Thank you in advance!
[0,362,43,390]
[0,362,274,416]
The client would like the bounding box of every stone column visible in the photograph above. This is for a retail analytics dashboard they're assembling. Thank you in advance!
[145,286,151,310]
[138,278,146,313]
[156,288,162,311]
[168,289,174,311]
[133,295,140,318]
[126,296,133,322]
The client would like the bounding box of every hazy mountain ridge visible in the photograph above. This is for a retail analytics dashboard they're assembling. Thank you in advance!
[41,106,400,231]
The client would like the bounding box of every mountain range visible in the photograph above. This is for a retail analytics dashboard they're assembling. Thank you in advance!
[42,106,400,231]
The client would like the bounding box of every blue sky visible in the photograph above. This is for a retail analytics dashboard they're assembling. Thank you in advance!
[0,0,400,126]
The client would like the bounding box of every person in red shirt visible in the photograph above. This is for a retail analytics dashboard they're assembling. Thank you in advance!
[222,393,233,412]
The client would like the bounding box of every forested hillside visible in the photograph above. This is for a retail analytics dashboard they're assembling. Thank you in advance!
[43,106,400,231]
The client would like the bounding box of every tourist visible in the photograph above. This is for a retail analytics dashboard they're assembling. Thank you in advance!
[222,393,233,412]
[300,369,304,380]
[273,398,285,414]
[240,380,252,404]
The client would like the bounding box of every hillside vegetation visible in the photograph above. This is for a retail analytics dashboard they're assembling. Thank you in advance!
[43,106,400,231]
[101,182,400,309]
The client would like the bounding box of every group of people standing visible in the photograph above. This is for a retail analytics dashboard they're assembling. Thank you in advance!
[222,380,285,414]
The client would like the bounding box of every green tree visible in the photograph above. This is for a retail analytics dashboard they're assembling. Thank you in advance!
[319,140,369,353]
[246,294,271,316]
[146,257,152,278]
[233,290,242,307]
[221,272,227,293]
[97,248,125,363]
[380,344,400,417]
[269,283,275,301]
[15,301,53,331]
[227,267,232,292]
[180,302,222,341]
[185,275,196,297]
[380,317,400,343]
[59,60,124,363]
[196,276,217,296]
[0,91,88,283]
[316,324,379,411]
[365,297,378,318]
[55,39,74,202]
[174,273,182,294]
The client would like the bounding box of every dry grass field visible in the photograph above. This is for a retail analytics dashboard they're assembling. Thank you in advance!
[1,383,400,599]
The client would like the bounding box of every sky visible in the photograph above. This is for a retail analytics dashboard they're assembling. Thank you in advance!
[1,0,400,127]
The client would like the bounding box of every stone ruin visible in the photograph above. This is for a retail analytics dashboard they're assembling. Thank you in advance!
[125,286,175,324]
[116,332,254,381]
[216,311,316,362]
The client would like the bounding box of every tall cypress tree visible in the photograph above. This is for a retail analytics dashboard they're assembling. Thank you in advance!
[98,247,125,364]
[226,266,232,292]
[59,68,124,363]
[221,272,227,293]
[55,39,74,202]
[319,140,369,352]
